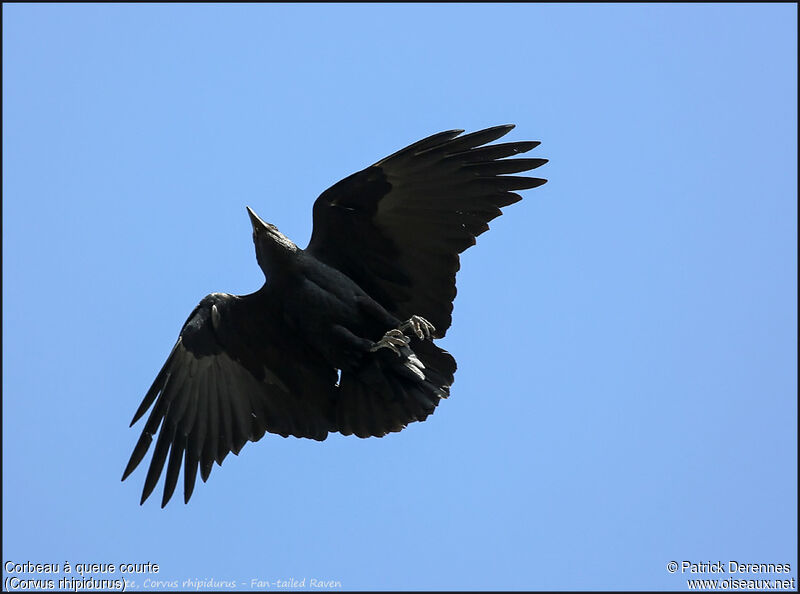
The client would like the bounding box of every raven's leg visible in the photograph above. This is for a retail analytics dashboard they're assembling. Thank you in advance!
[353,296,435,351]
[369,329,410,356]
[398,315,436,340]
[367,329,427,382]
[369,315,435,357]
[369,315,435,356]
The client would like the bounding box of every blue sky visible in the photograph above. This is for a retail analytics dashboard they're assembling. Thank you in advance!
[2,3,796,591]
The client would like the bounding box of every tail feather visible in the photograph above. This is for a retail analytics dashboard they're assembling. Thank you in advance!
[335,339,456,437]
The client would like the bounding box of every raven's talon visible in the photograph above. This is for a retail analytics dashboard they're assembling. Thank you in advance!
[399,315,436,340]
[370,329,410,356]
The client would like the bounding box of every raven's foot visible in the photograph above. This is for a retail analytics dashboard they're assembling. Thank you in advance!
[369,329,410,357]
[370,316,434,357]
[398,315,436,340]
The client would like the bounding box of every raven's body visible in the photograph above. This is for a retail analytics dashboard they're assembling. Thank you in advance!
[274,241,397,368]
[123,125,547,506]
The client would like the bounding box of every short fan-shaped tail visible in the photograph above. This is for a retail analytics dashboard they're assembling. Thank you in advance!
[334,338,456,438]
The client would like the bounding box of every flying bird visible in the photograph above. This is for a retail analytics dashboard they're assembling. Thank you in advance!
[123,124,547,506]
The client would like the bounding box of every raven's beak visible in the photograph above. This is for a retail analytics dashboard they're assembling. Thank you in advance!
[246,206,267,230]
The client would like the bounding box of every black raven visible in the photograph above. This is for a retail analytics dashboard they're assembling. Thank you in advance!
[123,125,547,506]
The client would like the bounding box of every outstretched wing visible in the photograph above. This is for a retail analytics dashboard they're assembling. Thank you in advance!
[122,290,336,507]
[306,124,547,335]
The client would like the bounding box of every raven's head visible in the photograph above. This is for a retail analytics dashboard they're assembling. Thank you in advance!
[246,206,298,277]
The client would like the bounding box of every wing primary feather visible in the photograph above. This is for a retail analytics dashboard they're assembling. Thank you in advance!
[161,431,186,508]
[166,358,195,425]
[130,350,173,426]
[463,158,548,176]
[134,349,190,441]
[121,431,153,481]
[201,361,220,481]
[376,130,464,165]
[140,407,176,505]
[447,141,540,163]
[184,369,208,500]
[188,366,209,463]
[214,358,235,463]
[183,446,199,504]
[417,124,514,157]
[227,372,255,453]
[474,175,547,192]
[131,379,173,463]
[130,341,182,426]
[490,191,524,208]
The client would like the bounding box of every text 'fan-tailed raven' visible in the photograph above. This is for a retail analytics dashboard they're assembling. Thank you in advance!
[123,125,547,506]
